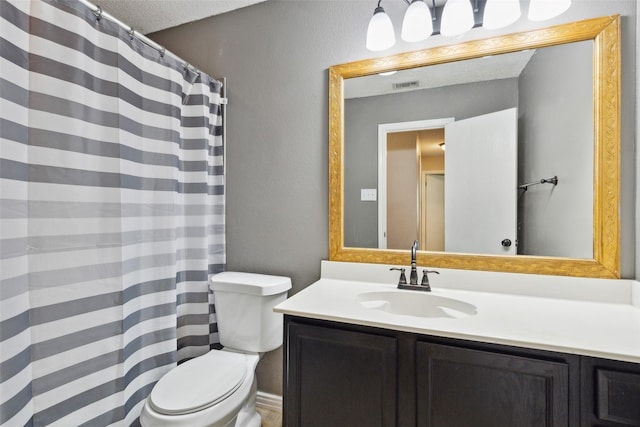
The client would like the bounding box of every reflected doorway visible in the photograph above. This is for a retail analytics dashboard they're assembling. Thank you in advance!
[379,118,451,250]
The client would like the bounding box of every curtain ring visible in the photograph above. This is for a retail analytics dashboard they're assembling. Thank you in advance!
[94,5,103,21]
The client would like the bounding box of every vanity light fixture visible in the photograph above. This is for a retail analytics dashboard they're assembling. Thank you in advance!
[440,0,475,36]
[366,2,396,51]
[401,0,434,42]
[483,0,521,30]
[365,0,572,51]
[439,142,446,151]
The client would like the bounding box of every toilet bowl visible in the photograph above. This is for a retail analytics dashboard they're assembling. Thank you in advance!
[139,272,291,427]
[140,350,260,427]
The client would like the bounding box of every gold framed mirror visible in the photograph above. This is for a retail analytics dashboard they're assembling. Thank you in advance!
[329,15,620,279]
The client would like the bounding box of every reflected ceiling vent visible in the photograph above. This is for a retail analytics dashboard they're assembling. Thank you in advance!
[392,80,420,90]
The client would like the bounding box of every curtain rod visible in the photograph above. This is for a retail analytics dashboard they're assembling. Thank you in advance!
[76,0,201,75]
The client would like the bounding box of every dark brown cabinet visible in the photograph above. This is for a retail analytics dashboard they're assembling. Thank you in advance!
[581,357,640,426]
[283,316,640,427]
[416,342,570,427]
[284,321,398,427]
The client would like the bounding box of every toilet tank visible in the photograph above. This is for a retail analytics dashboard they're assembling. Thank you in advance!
[210,272,291,353]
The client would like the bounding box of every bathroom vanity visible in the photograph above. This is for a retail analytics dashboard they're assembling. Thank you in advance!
[275,262,640,427]
[291,14,634,427]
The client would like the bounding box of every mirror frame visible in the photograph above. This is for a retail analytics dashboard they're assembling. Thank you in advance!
[329,15,620,279]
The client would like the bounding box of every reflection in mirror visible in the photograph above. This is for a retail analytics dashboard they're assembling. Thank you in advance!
[343,41,594,259]
[329,16,620,278]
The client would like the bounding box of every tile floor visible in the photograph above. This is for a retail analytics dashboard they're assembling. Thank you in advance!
[257,407,282,427]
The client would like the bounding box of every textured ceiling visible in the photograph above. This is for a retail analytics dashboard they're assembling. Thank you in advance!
[96,0,269,34]
[344,49,536,99]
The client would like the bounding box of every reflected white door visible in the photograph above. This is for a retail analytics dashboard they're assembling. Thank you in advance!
[444,108,517,255]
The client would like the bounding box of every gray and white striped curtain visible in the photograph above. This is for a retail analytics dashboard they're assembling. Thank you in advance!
[0,0,225,425]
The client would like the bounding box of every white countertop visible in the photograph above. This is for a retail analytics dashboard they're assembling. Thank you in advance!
[275,261,640,363]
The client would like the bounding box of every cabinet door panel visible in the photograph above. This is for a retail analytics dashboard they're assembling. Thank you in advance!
[596,369,640,425]
[416,342,569,427]
[285,321,397,427]
[581,357,640,426]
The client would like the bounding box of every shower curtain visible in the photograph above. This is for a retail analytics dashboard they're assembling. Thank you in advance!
[0,0,225,425]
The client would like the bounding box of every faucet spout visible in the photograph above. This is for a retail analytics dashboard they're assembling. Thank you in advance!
[411,240,418,264]
[410,240,419,285]
[398,240,434,291]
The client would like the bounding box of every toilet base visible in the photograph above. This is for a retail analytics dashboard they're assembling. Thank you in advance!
[235,412,260,427]
[235,378,261,427]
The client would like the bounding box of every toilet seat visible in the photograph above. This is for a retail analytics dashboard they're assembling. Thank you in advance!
[149,350,247,415]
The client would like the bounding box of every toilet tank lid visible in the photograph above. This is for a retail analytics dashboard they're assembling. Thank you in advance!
[211,271,292,296]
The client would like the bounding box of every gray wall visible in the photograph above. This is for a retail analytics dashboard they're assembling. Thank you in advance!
[344,79,518,248]
[150,0,637,396]
[518,41,593,258]
[638,0,640,278]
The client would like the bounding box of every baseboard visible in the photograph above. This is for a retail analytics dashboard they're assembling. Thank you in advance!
[256,391,282,412]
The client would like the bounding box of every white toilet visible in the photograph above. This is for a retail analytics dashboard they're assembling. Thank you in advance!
[139,271,291,427]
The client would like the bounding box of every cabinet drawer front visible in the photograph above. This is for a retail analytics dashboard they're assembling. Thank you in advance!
[596,369,640,425]
[416,342,569,427]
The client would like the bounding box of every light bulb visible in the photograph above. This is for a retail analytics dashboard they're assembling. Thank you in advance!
[366,6,396,51]
[401,0,433,43]
[483,0,521,30]
[441,0,474,37]
[528,0,571,21]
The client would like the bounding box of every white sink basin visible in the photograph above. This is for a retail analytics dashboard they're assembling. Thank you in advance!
[356,290,477,319]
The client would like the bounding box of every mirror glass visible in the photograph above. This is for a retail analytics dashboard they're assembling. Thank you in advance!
[343,41,593,259]
[329,16,620,278]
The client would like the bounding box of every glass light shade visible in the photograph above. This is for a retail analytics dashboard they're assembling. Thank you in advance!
[528,0,571,21]
[366,7,396,51]
[440,0,474,37]
[483,0,521,29]
[401,0,433,43]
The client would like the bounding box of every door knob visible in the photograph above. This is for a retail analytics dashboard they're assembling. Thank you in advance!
[501,239,512,247]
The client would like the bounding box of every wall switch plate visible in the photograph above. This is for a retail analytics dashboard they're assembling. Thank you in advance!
[361,189,377,201]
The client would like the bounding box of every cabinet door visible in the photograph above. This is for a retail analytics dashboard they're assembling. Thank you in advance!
[581,357,640,426]
[416,342,569,427]
[284,321,397,427]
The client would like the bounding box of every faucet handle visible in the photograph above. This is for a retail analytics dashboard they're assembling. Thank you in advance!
[420,269,440,290]
[390,268,407,285]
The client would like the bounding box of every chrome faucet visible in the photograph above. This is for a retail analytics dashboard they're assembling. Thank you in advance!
[391,240,438,291]
[409,239,419,285]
